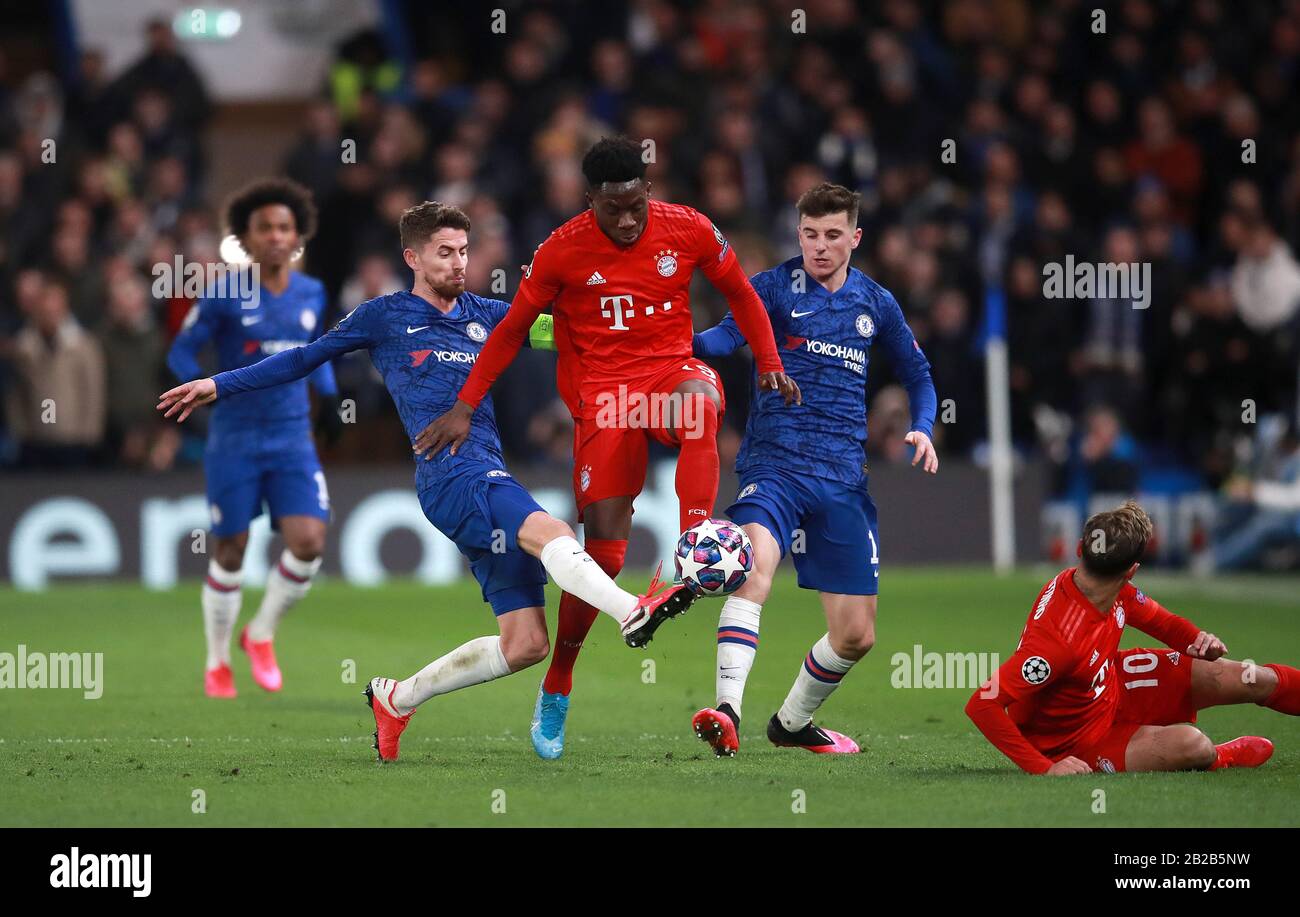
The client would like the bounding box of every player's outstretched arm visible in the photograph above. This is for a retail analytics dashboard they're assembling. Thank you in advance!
[964,640,1083,775]
[706,259,801,405]
[157,307,373,424]
[158,378,218,422]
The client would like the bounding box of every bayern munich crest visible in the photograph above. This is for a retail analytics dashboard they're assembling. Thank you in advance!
[856,314,875,338]
[656,250,679,277]
[467,321,488,342]
[579,464,592,492]
[1115,606,1125,628]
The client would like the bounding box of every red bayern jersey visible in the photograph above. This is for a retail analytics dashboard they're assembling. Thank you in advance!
[457,199,782,415]
[965,568,1201,773]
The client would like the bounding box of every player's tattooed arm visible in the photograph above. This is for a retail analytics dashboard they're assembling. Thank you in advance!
[413,400,473,459]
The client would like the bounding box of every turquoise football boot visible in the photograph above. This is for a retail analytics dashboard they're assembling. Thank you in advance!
[530,683,570,760]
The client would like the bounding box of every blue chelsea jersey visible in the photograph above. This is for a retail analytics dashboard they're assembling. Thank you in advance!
[695,256,936,486]
[167,271,337,455]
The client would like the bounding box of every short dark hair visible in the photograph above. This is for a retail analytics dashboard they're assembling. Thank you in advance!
[582,135,647,188]
[399,200,471,250]
[1080,500,1152,577]
[796,182,861,227]
[224,178,317,241]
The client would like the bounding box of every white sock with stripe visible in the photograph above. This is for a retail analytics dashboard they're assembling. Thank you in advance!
[201,560,242,669]
[391,635,512,714]
[538,535,638,623]
[777,634,855,731]
[248,549,321,642]
[716,596,762,719]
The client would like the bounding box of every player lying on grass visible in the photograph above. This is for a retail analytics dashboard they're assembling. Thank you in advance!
[689,182,938,756]
[158,201,694,761]
[966,500,1300,774]
[167,178,343,699]
[413,136,799,760]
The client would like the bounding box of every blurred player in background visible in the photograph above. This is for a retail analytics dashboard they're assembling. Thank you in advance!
[414,136,799,759]
[690,183,938,756]
[159,202,694,760]
[167,179,342,698]
[966,500,1300,774]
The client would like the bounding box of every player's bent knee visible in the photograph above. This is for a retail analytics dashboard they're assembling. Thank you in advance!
[503,632,550,671]
[286,537,325,562]
[1183,729,1217,770]
[213,537,247,572]
[517,511,573,556]
[736,567,773,603]
[833,629,874,660]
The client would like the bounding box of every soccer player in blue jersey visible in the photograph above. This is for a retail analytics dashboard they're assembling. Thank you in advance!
[167,179,343,699]
[689,182,939,755]
[159,201,693,761]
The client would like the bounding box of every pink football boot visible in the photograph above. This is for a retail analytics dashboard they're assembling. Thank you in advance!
[239,627,282,692]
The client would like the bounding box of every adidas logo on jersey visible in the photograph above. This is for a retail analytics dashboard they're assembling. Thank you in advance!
[586,271,607,286]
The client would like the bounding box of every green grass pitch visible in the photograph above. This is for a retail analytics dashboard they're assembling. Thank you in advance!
[2,568,1298,827]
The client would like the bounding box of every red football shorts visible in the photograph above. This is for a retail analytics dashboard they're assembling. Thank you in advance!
[1070,647,1198,773]
[570,359,725,517]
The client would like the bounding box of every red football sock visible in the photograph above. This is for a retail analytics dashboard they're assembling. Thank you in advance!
[541,538,627,696]
[674,397,720,532]
[1260,663,1300,715]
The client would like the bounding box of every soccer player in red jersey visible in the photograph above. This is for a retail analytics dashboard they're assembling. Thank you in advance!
[966,500,1300,774]
[414,136,799,758]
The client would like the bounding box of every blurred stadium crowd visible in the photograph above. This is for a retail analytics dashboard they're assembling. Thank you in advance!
[1,0,1299,510]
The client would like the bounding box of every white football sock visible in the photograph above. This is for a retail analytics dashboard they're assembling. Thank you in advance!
[716,596,762,719]
[777,633,856,732]
[201,560,242,669]
[539,535,638,623]
[248,549,321,642]
[391,635,511,714]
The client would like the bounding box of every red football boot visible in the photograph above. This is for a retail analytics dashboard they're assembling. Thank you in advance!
[1211,736,1274,770]
[364,677,414,762]
[622,563,697,648]
[693,705,740,757]
[204,663,236,698]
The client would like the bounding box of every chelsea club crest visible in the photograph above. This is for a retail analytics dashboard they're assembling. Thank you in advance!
[856,314,875,338]
[467,321,488,342]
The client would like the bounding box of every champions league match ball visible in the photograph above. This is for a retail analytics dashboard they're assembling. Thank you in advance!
[674,519,753,597]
